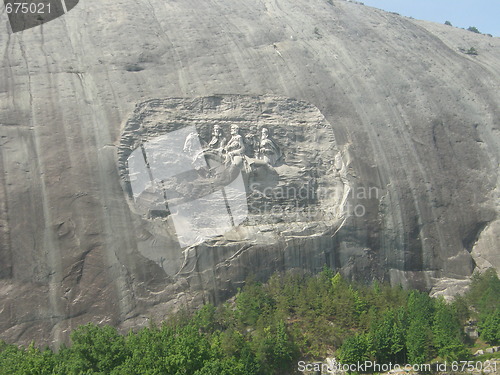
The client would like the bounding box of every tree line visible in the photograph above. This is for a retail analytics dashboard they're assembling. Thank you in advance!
[0,268,499,374]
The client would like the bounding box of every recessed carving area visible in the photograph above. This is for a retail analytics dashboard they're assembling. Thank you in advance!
[118,95,349,252]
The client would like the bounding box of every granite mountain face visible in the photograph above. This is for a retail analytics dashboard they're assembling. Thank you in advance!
[0,0,498,346]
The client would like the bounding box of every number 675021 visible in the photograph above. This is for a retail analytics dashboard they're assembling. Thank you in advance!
[5,2,51,14]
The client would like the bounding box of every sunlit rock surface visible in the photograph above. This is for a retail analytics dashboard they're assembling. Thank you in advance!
[0,0,498,346]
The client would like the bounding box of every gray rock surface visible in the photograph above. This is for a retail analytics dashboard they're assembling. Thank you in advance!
[0,0,498,346]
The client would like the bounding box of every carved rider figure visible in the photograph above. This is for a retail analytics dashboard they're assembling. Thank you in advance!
[224,125,245,167]
[257,127,281,166]
[207,124,226,150]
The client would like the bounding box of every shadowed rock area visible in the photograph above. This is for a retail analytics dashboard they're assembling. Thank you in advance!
[0,0,498,346]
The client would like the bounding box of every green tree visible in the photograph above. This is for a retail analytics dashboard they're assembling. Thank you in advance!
[63,323,128,374]
[273,319,295,369]
[432,299,468,361]
[479,311,500,345]
[468,269,500,315]
[0,341,56,375]
[329,275,361,328]
[466,47,478,55]
[338,333,372,364]
[220,328,246,358]
[406,318,433,364]
[407,291,434,321]
[451,295,470,324]
[235,282,275,326]
[372,307,407,364]
[252,319,296,373]
[162,324,211,374]
[406,292,435,365]
[114,325,174,375]
[193,357,248,375]
[192,304,217,332]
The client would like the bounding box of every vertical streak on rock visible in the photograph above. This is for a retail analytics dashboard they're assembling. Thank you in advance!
[339,66,406,271]
[74,69,135,322]
[17,37,64,339]
[142,0,190,95]
[397,121,440,271]
[58,14,135,322]
[377,103,426,271]
[0,149,13,279]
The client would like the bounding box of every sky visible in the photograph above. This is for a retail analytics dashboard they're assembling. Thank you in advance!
[359,0,500,37]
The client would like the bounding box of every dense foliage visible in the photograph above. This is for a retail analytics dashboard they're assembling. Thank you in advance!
[1,268,498,374]
[468,269,500,345]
